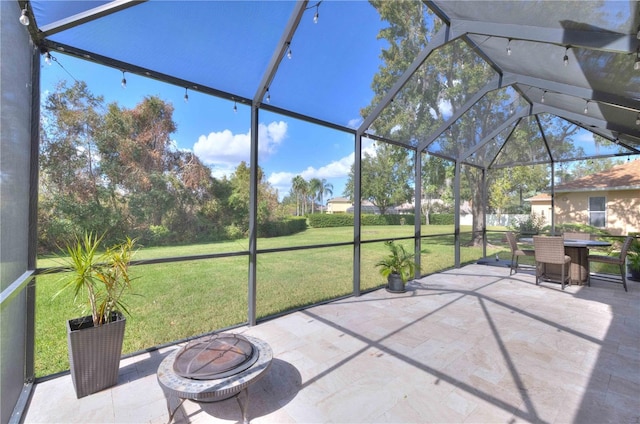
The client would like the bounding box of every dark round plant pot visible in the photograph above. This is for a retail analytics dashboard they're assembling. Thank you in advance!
[386,273,406,293]
[629,267,640,282]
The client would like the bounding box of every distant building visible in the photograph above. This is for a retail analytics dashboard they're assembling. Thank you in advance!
[326,197,352,214]
[526,193,553,226]
[346,200,391,214]
[526,160,640,235]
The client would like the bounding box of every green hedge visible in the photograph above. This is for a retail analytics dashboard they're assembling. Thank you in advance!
[308,213,426,228]
[361,214,420,225]
[308,213,353,228]
[258,217,307,237]
[428,213,454,225]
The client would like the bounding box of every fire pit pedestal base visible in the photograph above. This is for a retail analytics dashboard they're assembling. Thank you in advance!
[157,335,272,424]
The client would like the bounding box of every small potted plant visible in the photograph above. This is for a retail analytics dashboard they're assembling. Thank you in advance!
[627,240,640,281]
[375,240,418,293]
[54,232,138,398]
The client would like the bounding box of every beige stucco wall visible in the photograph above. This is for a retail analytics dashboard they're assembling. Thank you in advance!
[530,202,552,226]
[326,200,352,214]
[554,189,640,235]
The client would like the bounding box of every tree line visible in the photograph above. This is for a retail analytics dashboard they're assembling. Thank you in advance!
[288,176,333,216]
[39,81,285,253]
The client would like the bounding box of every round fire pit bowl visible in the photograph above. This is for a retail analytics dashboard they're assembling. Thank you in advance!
[157,334,272,423]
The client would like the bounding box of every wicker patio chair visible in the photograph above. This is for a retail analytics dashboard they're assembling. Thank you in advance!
[587,236,634,292]
[533,236,572,290]
[506,231,534,275]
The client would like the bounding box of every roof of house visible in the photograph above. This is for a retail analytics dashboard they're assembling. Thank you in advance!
[525,160,640,202]
[327,197,352,204]
[525,193,552,202]
[554,159,640,193]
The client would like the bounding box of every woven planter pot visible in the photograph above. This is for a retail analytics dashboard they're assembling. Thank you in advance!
[67,312,125,398]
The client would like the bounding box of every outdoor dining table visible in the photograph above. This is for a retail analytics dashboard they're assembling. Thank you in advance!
[520,237,612,285]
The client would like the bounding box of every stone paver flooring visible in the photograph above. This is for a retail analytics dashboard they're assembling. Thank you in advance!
[23,264,640,423]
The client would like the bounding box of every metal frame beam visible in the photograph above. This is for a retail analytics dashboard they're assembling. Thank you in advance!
[451,19,639,54]
[458,109,529,163]
[41,41,253,106]
[39,1,147,37]
[487,116,521,170]
[358,25,455,134]
[416,74,517,152]
[247,105,259,326]
[253,1,307,106]
[532,104,640,140]
[414,150,422,278]
[507,73,639,113]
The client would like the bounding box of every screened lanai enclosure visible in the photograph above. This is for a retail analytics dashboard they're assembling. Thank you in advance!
[2,0,639,422]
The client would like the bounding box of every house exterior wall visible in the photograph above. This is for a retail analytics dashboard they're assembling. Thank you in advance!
[555,189,640,235]
[326,198,352,214]
[530,202,552,226]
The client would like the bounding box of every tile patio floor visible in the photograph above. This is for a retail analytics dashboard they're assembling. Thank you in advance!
[23,264,640,423]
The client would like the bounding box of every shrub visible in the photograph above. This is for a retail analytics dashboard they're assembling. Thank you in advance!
[550,223,608,237]
[308,214,354,228]
[225,224,246,240]
[149,225,171,245]
[362,214,422,225]
[509,212,545,234]
[258,217,307,237]
[308,213,426,227]
[428,213,454,225]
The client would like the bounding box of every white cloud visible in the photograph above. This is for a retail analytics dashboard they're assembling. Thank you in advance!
[267,152,355,197]
[267,137,377,197]
[347,117,362,129]
[361,136,377,156]
[209,165,237,180]
[193,121,288,168]
[268,171,296,190]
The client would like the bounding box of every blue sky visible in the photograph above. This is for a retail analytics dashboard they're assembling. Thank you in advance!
[39,1,389,202]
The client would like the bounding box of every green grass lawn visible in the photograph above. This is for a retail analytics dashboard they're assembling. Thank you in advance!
[35,225,508,377]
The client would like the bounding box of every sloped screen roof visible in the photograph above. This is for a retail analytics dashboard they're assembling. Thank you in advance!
[23,0,640,169]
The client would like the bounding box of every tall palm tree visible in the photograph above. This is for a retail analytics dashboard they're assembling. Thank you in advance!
[291,175,307,216]
[308,178,322,214]
[317,179,333,213]
[301,180,310,215]
[308,178,334,213]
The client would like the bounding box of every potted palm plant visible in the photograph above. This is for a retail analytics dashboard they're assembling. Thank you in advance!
[627,241,640,281]
[54,232,138,398]
[375,240,418,293]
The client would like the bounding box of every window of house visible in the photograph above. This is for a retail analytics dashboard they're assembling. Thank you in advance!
[588,196,606,228]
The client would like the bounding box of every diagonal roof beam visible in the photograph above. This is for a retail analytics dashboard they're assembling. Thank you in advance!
[416,74,518,152]
[450,19,639,54]
[536,114,555,163]
[39,0,147,37]
[253,1,307,107]
[458,108,529,163]
[41,40,253,106]
[358,25,456,134]
[487,116,522,169]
